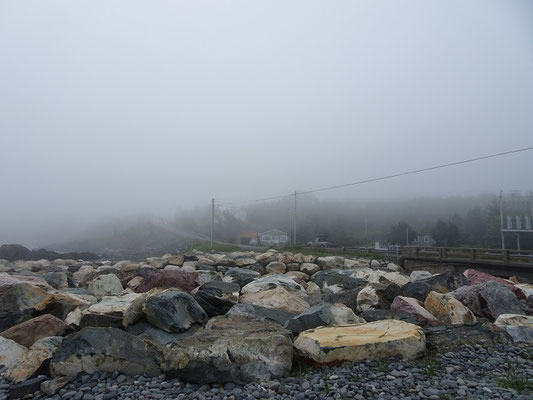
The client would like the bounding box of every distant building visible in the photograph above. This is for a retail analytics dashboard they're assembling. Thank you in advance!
[412,233,436,247]
[374,238,401,251]
[237,231,259,245]
[259,229,289,246]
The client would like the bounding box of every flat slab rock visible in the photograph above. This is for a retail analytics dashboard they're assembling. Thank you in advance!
[50,327,161,377]
[161,315,293,384]
[294,320,426,365]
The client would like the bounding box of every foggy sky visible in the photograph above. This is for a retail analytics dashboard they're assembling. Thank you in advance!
[1,1,533,244]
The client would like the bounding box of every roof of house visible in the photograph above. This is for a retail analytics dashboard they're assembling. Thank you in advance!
[259,229,288,236]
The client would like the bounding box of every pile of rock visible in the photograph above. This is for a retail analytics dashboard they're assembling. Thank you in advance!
[0,250,532,398]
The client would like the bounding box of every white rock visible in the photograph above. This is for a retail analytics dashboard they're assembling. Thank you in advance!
[87,273,124,299]
[0,336,27,369]
[240,287,310,314]
[241,274,306,297]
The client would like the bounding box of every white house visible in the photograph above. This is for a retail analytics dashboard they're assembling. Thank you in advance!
[259,229,289,246]
[412,233,436,247]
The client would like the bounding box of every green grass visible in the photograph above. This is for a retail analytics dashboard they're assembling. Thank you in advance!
[189,243,241,253]
[416,358,443,377]
[291,358,315,377]
[496,358,533,392]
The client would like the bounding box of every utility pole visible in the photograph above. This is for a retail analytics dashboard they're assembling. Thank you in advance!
[406,225,409,245]
[293,191,297,245]
[211,198,214,249]
[500,191,505,250]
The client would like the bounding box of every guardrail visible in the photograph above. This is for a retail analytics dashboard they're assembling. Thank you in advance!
[400,246,533,265]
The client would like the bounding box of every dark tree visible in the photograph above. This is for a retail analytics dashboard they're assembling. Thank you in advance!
[388,222,417,245]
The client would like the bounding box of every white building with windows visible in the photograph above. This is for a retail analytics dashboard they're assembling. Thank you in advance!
[412,233,436,247]
[259,229,289,246]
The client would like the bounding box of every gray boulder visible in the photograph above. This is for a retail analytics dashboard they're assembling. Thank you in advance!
[402,271,469,301]
[285,303,365,334]
[194,281,240,317]
[450,281,524,321]
[143,289,208,333]
[226,303,296,325]
[50,327,160,377]
[161,315,293,384]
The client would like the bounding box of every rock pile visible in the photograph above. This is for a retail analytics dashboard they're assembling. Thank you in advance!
[0,248,532,398]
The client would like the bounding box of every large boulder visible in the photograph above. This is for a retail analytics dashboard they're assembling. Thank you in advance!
[5,336,62,383]
[424,291,477,326]
[312,270,366,293]
[87,273,123,299]
[285,303,365,334]
[240,287,310,314]
[226,304,296,326]
[161,315,293,384]
[222,268,261,288]
[194,281,240,317]
[356,283,401,312]
[359,309,420,325]
[255,252,278,266]
[0,314,66,347]
[135,270,197,293]
[241,274,306,297]
[143,289,208,333]
[494,314,533,343]
[391,296,440,327]
[425,323,510,353]
[43,272,69,289]
[463,269,525,299]
[409,270,433,282]
[316,256,345,270]
[450,281,524,321]
[294,320,426,364]
[80,293,146,328]
[300,263,320,275]
[50,327,160,377]
[403,271,469,301]
[0,336,27,369]
[307,288,363,313]
[265,262,287,274]
[146,257,168,269]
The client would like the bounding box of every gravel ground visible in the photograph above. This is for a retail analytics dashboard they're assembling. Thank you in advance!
[1,344,532,400]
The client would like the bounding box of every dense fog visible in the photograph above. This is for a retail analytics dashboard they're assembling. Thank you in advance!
[1,1,532,249]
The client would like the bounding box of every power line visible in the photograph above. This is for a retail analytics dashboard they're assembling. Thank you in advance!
[216,145,533,207]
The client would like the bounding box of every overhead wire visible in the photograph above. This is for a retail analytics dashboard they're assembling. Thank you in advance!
[215,145,533,207]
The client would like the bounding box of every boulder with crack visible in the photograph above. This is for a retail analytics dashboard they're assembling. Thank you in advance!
[80,293,146,328]
[241,274,306,297]
[450,281,524,321]
[240,286,310,314]
[194,281,240,317]
[423,291,477,326]
[5,336,62,383]
[160,315,293,384]
[50,327,161,377]
[285,303,365,334]
[87,273,123,299]
[143,289,208,333]
[225,303,296,326]
[294,320,426,364]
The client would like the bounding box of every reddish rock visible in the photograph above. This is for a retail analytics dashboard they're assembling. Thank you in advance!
[463,269,525,300]
[391,296,441,327]
[135,270,197,293]
[0,314,66,347]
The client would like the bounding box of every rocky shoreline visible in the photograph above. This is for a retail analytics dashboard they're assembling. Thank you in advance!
[0,249,532,399]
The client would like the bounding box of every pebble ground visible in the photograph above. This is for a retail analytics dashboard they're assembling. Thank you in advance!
[1,344,532,400]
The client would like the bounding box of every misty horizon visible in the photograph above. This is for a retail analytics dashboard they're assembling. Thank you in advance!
[1,1,532,248]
